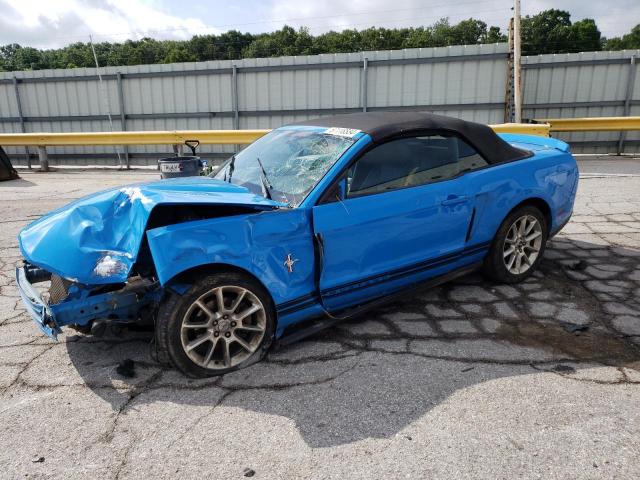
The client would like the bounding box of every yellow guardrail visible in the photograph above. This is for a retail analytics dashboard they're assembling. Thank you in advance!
[0,124,549,147]
[1,117,638,148]
[535,116,640,132]
[0,117,637,171]
[0,129,272,147]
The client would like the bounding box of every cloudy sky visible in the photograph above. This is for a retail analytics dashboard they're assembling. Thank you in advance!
[1,0,638,49]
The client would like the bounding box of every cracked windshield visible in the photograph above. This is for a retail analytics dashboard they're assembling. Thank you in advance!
[212,127,357,206]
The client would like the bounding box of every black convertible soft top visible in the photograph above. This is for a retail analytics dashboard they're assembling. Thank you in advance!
[291,111,531,164]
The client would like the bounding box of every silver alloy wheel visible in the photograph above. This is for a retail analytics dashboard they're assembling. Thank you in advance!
[180,285,267,370]
[502,214,543,275]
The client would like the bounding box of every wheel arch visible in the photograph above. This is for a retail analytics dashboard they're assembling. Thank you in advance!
[164,263,278,321]
[481,196,550,283]
[503,197,552,231]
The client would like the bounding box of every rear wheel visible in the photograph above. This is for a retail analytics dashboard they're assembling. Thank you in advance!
[483,205,548,284]
[155,272,275,377]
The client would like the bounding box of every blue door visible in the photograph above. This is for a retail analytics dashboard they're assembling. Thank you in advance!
[312,134,487,311]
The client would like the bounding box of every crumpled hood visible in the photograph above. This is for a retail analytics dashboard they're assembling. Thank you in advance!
[18,176,283,284]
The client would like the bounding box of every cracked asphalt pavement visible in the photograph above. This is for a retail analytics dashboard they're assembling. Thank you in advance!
[1,157,639,479]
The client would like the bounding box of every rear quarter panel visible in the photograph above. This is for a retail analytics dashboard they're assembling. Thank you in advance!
[466,146,578,245]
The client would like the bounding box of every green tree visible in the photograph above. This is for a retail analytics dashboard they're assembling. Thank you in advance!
[431,18,454,47]
[604,24,640,50]
[5,11,637,73]
[314,29,361,53]
[294,27,316,55]
[521,9,601,55]
[484,26,507,43]
[449,19,491,45]
[0,44,21,71]
[59,42,93,68]
[163,45,197,63]
[521,9,571,55]
[14,46,45,70]
[402,27,433,49]
[569,19,602,52]
[216,30,254,59]
[188,34,221,61]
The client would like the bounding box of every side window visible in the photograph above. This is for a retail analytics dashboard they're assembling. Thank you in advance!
[346,134,488,197]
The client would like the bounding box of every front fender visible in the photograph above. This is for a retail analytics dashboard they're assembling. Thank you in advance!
[145,209,316,306]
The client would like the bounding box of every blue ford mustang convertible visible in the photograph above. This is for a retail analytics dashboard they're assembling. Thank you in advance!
[16,112,578,377]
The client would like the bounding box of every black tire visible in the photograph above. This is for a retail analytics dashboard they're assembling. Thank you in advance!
[483,205,548,284]
[155,271,275,378]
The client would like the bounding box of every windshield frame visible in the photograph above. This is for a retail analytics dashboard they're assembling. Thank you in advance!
[211,125,365,207]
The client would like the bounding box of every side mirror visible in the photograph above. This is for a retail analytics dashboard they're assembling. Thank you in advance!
[337,177,347,201]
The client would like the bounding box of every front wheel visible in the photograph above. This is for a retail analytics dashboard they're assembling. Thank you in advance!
[483,205,548,284]
[155,272,275,377]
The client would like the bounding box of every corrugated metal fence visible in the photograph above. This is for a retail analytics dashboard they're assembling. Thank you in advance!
[0,43,638,166]
[523,50,639,154]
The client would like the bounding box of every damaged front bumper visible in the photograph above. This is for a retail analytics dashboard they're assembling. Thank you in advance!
[16,265,60,339]
[16,263,162,340]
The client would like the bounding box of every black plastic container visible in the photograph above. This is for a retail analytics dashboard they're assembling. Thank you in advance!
[158,140,206,179]
[158,155,203,179]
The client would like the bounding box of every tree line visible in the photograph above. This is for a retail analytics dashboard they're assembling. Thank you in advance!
[0,9,638,72]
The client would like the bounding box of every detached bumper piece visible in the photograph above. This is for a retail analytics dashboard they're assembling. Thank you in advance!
[16,263,162,340]
[16,265,60,339]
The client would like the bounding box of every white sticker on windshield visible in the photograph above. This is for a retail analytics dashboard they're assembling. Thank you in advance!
[324,127,361,138]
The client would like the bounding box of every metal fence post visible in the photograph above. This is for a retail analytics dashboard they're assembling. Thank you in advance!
[12,76,30,168]
[116,72,130,169]
[37,146,49,172]
[617,55,637,155]
[232,65,240,129]
[232,65,240,152]
[361,57,369,113]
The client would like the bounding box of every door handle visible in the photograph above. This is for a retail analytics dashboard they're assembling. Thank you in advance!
[441,195,469,206]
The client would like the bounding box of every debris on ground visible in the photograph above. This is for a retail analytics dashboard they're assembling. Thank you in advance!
[243,468,256,477]
[559,322,590,335]
[31,456,45,463]
[116,359,136,378]
[461,366,475,372]
[90,320,107,337]
[566,260,588,271]
[552,364,577,374]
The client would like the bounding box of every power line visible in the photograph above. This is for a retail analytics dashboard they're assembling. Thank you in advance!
[1,4,633,67]
[37,0,506,43]
[89,35,122,167]
[64,9,512,52]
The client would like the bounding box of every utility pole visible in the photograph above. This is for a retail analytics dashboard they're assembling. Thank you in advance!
[504,17,514,122]
[513,0,522,123]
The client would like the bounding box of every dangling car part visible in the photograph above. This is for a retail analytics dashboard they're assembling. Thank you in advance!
[16,112,579,377]
[0,146,19,181]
